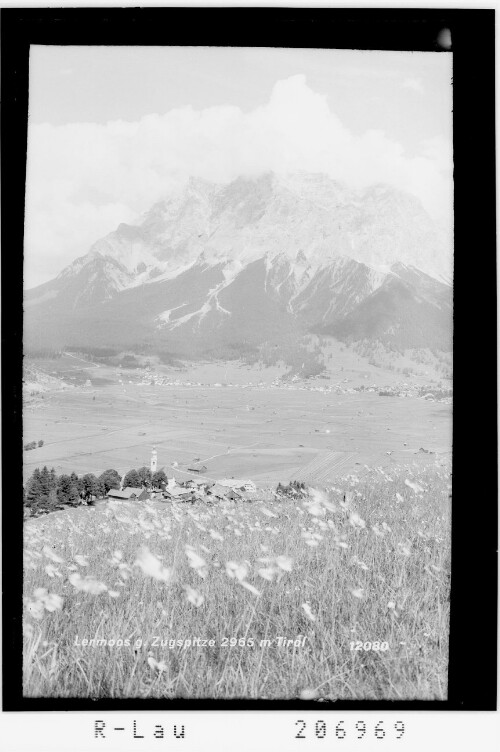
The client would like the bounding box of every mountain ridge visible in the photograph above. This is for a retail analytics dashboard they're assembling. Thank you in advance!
[24,172,453,357]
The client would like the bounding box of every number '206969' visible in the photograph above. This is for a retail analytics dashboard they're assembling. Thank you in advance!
[295,720,405,740]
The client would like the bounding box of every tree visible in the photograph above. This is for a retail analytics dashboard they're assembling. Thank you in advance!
[39,466,57,499]
[137,466,152,487]
[70,471,84,495]
[152,469,168,488]
[56,474,72,505]
[25,467,60,513]
[81,473,99,501]
[123,469,141,488]
[99,469,121,493]
[46,488,60,511]
[25,468,42,507]
[54,472,82,507]
[38,440,44,447]
[66,483,81,507]
[95,479,106,499]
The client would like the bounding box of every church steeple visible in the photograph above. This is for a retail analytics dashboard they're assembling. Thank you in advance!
[151,446,157,473]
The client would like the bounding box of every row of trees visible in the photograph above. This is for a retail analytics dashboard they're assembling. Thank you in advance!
[24,467,122,514]
[24,440,44,451]
[24,466,171,515]
[276,480,307,498]
[122,466,168,489]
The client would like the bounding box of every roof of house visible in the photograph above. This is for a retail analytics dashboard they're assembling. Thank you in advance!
[123,486,148,497]
[225,487,243,497]
[163,487,193,498]
[107,487,149,499]
[107,489,130,499]
[207,483,230,498]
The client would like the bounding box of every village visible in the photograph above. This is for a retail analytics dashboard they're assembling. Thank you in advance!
[23,443,293,518]
[106,448,262,505]
[107,475,264,505]
[119,364,451,403]
[24,367,452,413]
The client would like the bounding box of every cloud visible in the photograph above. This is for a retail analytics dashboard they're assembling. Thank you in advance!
[402,77,424,94]
[421,135,453,175]
[24,74,452,287]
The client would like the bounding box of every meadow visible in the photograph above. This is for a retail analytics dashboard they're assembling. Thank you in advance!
[23,462,451,700]
[22,380,451,485]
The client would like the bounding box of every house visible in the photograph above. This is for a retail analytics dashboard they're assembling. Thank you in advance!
[187,464,208,473]
[107,489,130,500]
[163,487,193,501]
[149,490,164,499]
[207,483,231,500]
[206,484,241,501]
[124,486,150,500]
[219,478,257,492]
[107,487,150,501]
[225,488,242,501]
[242,481,257,493]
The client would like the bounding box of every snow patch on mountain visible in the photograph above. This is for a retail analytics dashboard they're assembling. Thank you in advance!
[156,304,190,327]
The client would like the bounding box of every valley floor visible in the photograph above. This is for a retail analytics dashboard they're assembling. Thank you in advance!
[23,380,451,485]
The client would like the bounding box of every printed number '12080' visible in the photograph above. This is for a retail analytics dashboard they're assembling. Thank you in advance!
[350,641,389,651]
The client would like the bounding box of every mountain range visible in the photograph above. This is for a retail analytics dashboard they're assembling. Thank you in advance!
[24,172,453,358]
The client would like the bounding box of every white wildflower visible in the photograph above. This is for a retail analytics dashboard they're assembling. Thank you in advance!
[184,586,204,607]
[225,561,248,581]
[301,602,316,622]
[239,581,261,596]
[69,572,108,594]
[275,555,293,571]
[185,546,208,579]
[134,547,173,582]
[349,512,366,529]
[258,567,276,581]
[405,479,424,494]
[44,564,61,578]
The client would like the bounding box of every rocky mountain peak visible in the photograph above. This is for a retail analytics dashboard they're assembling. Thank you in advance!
[24,171,452,356]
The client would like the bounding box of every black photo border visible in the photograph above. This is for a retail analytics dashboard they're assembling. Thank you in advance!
[1,7,497,712]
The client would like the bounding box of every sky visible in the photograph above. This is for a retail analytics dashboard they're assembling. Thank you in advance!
[24,46,453,288]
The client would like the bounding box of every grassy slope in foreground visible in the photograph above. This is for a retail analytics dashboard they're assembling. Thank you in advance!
[23,463,451,700]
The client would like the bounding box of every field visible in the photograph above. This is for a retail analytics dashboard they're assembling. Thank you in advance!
[23,463,451,699]
[23,356,452,700]
[23,379,451,486]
